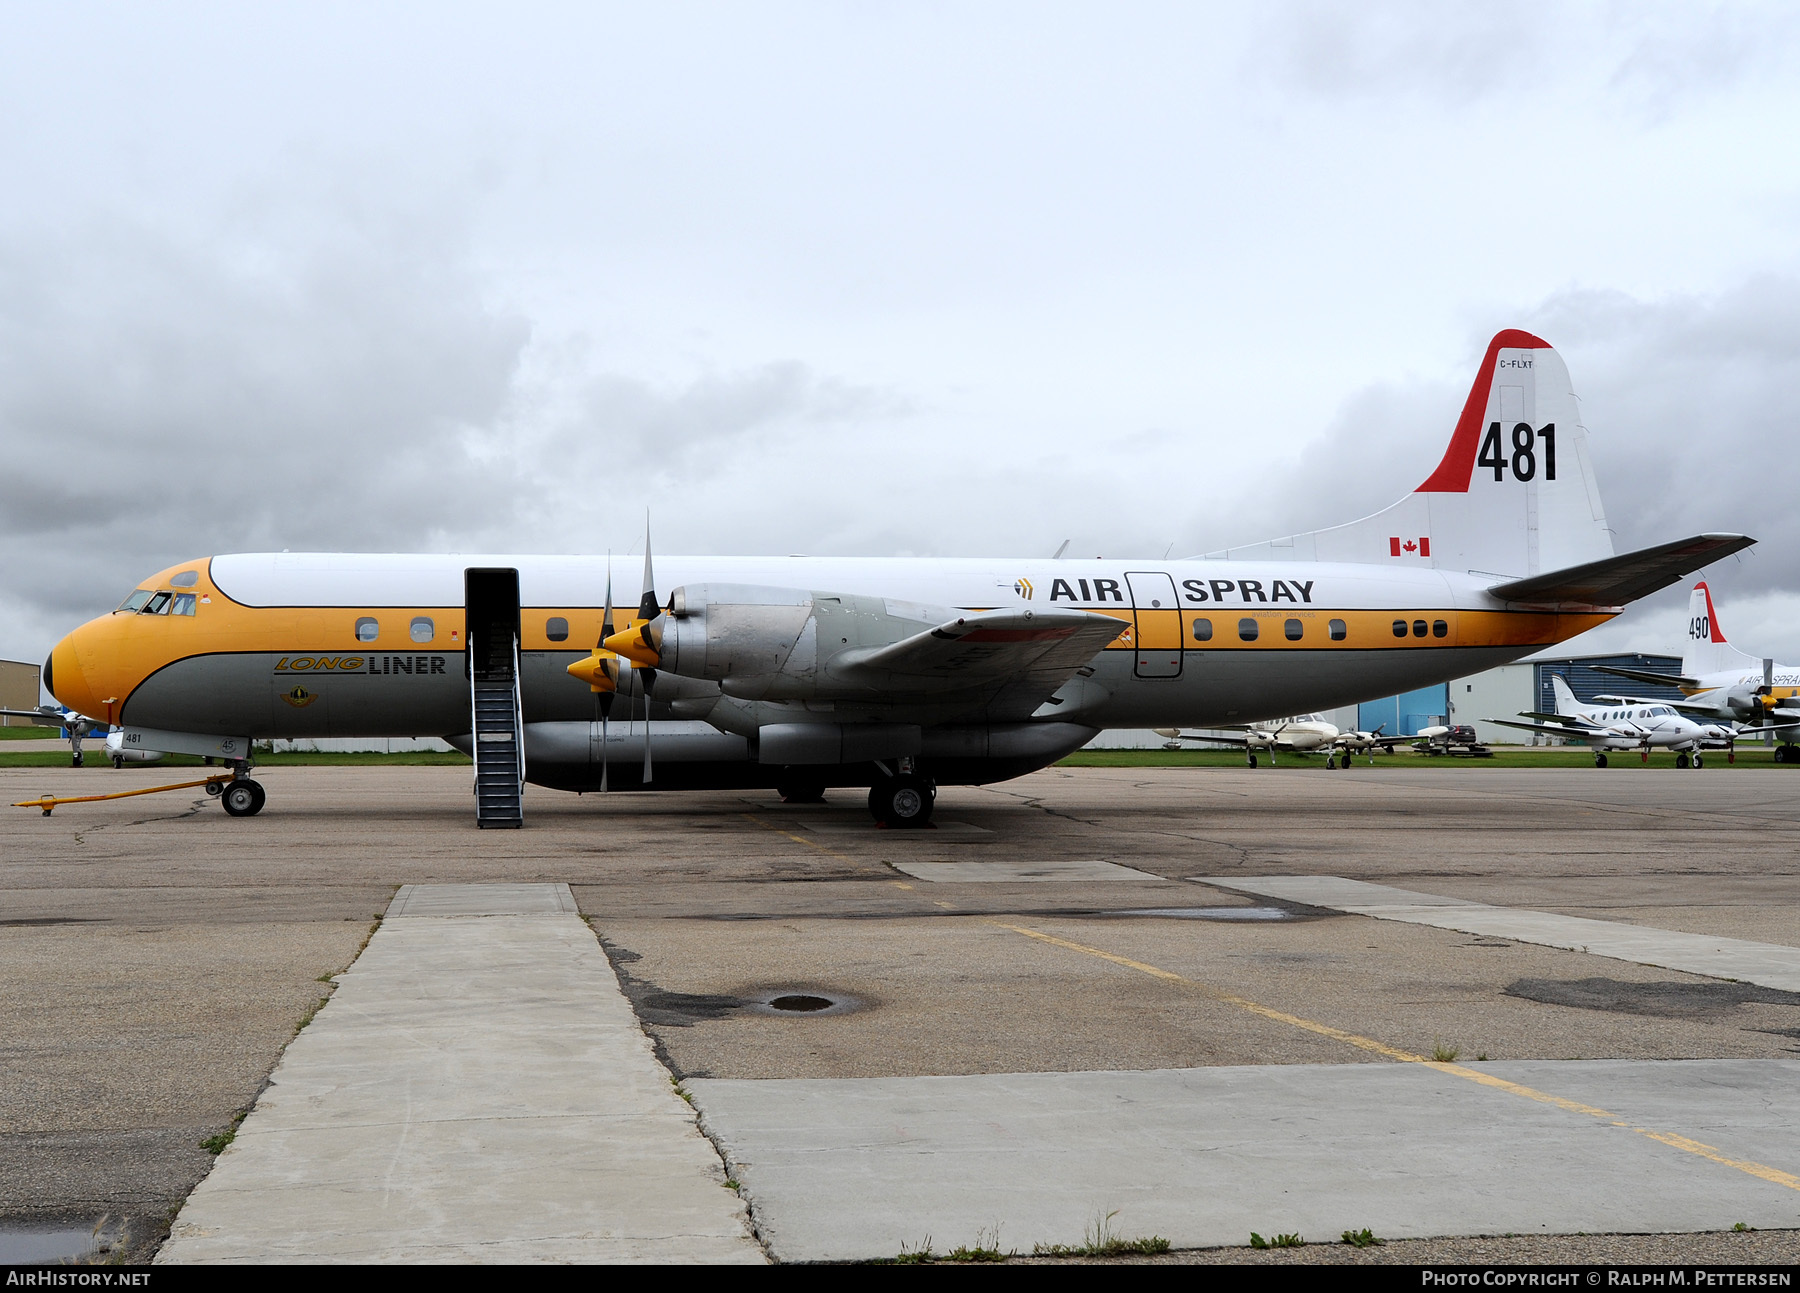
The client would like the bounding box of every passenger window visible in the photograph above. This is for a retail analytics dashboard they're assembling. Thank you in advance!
[144,591,172,614]
[1238,618,1260,642]
[1392,620,1407,638]
[1412,620,1428,638]
[169,570,200,588]
[172,593,197,616]
[1284,619,1303,641]
[118,590,153,613]
[1432,620,1448,638]
[356,617,379,643]
[547,616,570,643]
[410,616,435,644]
[1329,619,1347,641]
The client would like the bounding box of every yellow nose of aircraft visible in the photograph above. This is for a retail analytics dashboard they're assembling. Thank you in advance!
[46,622,108,722]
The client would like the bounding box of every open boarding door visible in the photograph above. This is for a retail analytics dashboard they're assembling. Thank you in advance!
[1125,572,1183,679]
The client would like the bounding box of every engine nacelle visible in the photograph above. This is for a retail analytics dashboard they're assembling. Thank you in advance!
[656,584,815,682]
[654,583,955,700]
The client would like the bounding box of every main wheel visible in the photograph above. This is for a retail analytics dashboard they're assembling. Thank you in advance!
[1676,753,1690,769]
[1247,754,1258,769]
[1594,754,1608,768]
[868,775,934,828]
[1693,754,1704,769]
[776,771,827,804]
[1779,745,1794,764]
[112,755,124,769]
[221,779,266,817]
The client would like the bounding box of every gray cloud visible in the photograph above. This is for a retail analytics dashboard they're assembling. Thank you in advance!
[1253,2,1798,116]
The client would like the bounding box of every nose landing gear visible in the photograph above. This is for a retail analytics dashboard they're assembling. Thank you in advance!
[220,778,266,817]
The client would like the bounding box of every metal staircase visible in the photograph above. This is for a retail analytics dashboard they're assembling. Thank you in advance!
[465,568,524,828]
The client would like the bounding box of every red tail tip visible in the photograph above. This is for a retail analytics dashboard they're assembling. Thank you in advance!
[1416,330,1553,493]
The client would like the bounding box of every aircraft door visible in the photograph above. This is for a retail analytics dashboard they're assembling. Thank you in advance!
[1125,572,1182,679]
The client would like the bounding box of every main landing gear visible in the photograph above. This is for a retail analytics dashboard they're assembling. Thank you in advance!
[1594,753,1608,768]
[869,773,935,828]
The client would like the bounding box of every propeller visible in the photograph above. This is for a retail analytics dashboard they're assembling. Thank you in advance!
[565,561,621,790]
[596,515,664,784]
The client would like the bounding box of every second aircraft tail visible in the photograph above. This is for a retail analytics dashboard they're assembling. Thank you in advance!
[1683,582,1760,678]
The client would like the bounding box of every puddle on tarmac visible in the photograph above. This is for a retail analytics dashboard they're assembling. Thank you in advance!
[0,1227,95,1264]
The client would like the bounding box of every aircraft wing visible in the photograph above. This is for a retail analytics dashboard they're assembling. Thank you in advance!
[1484,717,1601,743]
[830,608,1126,713]
[1488,534,1755,607]
[1591,664,1699,690]
[0,707,70,727]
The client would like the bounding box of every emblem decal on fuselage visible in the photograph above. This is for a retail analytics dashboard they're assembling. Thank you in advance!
[1014,578,1034,600]
[281,685,318,708]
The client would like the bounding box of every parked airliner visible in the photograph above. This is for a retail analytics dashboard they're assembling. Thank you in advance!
[39,331,1750,825]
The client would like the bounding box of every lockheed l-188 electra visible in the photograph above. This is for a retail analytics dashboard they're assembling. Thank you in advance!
[31,330,1752,827]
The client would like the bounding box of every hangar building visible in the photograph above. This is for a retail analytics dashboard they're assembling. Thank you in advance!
[0,659,42,726]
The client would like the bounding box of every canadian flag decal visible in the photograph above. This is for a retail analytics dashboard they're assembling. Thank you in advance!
[1389,536,1431,557]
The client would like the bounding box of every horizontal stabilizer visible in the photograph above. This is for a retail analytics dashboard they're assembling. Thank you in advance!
[1591,664,1698,690]
[1488,534,1754,607]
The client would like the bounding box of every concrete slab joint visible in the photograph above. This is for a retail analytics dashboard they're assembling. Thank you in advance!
[157,882,765,1264]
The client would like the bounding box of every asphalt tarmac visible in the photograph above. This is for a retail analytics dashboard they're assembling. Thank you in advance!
[3,761,1798,1262]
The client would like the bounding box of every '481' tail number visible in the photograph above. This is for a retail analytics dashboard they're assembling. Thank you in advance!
[1478,422,1556,482]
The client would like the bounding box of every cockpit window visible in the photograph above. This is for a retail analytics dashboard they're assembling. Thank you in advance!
[143,591,172,615]
[172,593,197,616]
[118,590,153,613]
[169,570,200,588]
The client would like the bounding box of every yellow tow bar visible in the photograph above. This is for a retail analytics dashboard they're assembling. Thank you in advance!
[13,774,237,816]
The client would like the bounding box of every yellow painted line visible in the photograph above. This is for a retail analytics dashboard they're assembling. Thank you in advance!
[742,812,921,892]
[988,920,1800,1193]
[741,814,851,861]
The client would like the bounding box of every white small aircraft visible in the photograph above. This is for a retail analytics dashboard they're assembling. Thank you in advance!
[1593,582,1800,762]
[1487,675,1712,767]
[1162,715,1342,767]
[0,705,164,767]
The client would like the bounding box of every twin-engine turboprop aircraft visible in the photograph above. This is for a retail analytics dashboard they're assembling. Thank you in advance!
[42,330,1752,826]
[1592,582,1800,761]
[1487,675,1715,768]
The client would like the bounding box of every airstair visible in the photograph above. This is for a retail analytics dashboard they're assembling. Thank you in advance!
[465,568,525,828]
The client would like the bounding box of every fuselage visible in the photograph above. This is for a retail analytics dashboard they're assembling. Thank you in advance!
[47,552,1612,789]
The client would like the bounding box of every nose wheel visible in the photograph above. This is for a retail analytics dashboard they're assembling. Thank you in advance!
[220,778,266,817]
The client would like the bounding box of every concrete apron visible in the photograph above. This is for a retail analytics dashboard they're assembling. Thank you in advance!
[157,883,764,1264]
[691,1059,1800,1262]
[1201,876,1800,993]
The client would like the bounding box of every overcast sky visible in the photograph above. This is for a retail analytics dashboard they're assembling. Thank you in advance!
[4,3,1800,682]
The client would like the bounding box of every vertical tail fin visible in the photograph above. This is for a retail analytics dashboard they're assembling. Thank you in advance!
[1683,582,1759,678]
[1550,674,1580,716]
[1205,330,1615,578]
